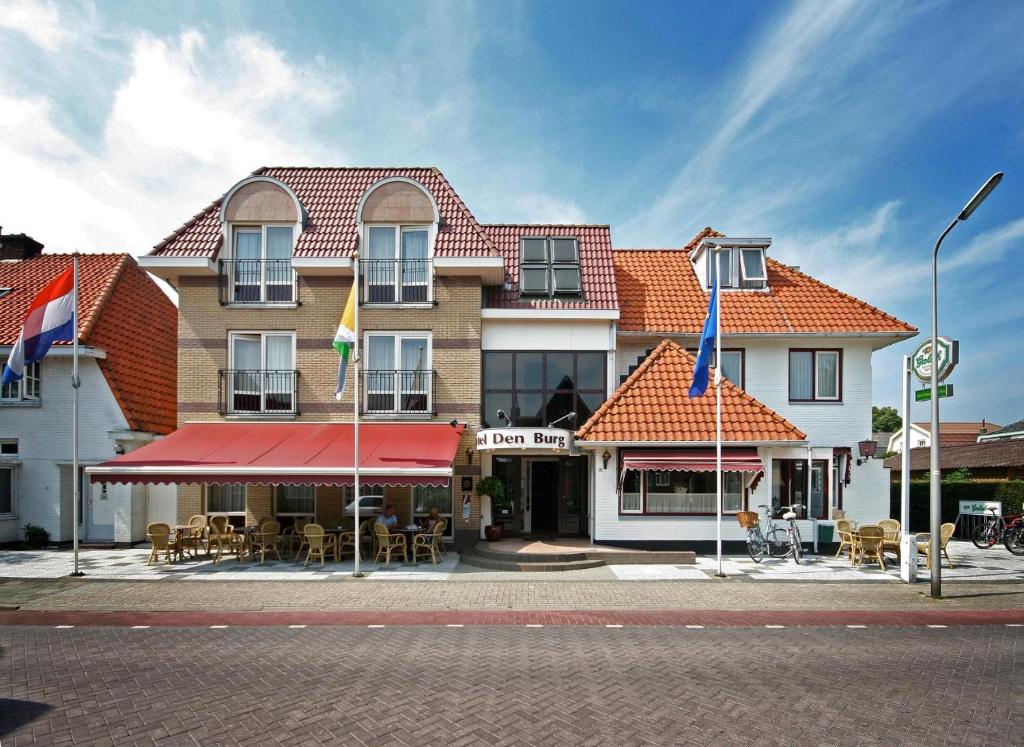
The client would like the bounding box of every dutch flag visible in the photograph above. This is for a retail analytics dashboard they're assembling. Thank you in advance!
[2,266,75,387]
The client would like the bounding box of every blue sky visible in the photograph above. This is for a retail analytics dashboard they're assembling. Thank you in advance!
[1,0,1022,424]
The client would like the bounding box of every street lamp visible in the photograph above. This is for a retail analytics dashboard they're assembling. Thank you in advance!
[929,172,1003,598]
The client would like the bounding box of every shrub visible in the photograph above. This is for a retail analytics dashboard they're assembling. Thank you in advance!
[890,481,1002,532]
[475,476,505,501]
[995,480,1024,515]
[944,467,973,483]
[23,523,50,549]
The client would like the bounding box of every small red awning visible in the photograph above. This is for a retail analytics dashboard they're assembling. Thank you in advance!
[88,422,464,487]
[621,448,763,474]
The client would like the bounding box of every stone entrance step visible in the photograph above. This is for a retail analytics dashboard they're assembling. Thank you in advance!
[460,541,697,572]
[459,549,606,572]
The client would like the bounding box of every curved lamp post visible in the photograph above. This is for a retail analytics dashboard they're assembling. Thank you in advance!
[929,172,1003,598]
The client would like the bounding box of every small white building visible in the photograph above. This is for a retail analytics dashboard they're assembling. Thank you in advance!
[0,238,177,545]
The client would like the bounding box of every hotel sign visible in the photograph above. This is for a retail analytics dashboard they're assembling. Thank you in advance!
[475,427,572,452]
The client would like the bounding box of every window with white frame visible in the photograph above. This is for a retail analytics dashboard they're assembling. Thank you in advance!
[789,349,841,402]
[364,332,431,414]
[413,485,454,540]
[707,248,733,289]
[364,225,431,304]
[227,332,296,414]
[519,237,582,297]
[274,485,315,516]
[739,248,767,289]
[207,484,246,514]
[227,224,295,303]
[1,361,40,402]
[686,348,744,388]
[620,467,744,514]
[706,247,768,290]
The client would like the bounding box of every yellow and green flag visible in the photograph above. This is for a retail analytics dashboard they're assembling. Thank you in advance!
[333,284,356,400]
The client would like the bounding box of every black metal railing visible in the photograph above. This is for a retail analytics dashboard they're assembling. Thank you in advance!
[219,369,299,415]
[361,369,436,415]
[361,258,431,304]
[219,259,297,304]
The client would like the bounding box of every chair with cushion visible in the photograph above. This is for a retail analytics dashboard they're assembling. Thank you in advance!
[303,523,336,567]
[878,518,901,559]
[252,521,282,564]
[916,522,956,569]
[412,519,447,565]
[834,519,857,560]
[146,522,173,566]
[854,524,886,570]
[373,522,408,566]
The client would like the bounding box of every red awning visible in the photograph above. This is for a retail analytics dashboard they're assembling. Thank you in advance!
[621,448,763,473]
[88,422,464,487]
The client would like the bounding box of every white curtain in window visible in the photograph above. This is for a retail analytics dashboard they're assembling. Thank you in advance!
[368,227,395,259]
[265,335,292,370]
[235,232,261,260]
[368,336,395,371]
[816,353,839,398]
[233,336,261,371]
[789,352,813,399]
[401,337,427,371]
[266,226,293,260]
[401,230,428,260]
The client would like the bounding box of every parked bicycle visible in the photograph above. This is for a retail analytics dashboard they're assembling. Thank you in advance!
[971,506,1023,551]
[737,503,805,564]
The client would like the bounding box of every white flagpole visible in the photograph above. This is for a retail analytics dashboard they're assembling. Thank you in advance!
[352,253,363,578]
[714,248,724,578]
[71,255,83,577]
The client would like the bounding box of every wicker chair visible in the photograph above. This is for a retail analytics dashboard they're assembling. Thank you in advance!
[185,514,208,558]
[374,522,408,566]
[412,519,447,564]
[336,527,358,560]
[878,518,901,558]
[146,522,173,566]
[303,523,336,567]
[252,520,282,564]
[854,525,886,570]
[832,509,848,522]
[291,518,313,560]
[358,518,377,561]
[208,518,244,564]
[916,523,956,569]
[834,519,857,560]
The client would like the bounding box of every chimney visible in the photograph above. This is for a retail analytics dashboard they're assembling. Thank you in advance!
[0,232,45,261]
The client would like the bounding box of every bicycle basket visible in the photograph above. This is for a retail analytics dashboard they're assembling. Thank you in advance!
[736,511,759,529]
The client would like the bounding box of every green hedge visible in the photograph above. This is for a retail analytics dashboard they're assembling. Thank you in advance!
[888,481,1024,532]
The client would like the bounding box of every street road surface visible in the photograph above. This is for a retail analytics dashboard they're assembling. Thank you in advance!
[3,624,1022,745]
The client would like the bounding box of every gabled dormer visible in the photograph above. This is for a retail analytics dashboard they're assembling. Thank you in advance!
[690,236,771,291]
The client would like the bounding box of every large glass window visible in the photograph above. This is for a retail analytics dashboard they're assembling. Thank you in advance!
[274,485,315,516]
[228,333,296,413]
[482,351,606,428]
[772,459,828,520]
[789,350,841,402]
[620,467,743,514]
[519,237,582,297]
[1,361,40,402]
[364,333,431,413]
[207,485,246,514]
[364,225,431,303]
[413,485,454,540]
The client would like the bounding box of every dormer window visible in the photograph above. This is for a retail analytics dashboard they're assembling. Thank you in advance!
[363,225,431,304]
[520,237,582,297]
[700,240,769,291]
[227,224,295,303]
[739,248,767,289]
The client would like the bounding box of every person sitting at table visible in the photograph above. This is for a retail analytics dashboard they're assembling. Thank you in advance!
[420,506,443,532]
[376,504,399,528]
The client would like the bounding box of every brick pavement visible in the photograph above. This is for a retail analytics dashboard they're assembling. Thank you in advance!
[4,624,1023,745]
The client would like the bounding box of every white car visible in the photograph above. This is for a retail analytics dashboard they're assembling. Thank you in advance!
[344,494,385,517]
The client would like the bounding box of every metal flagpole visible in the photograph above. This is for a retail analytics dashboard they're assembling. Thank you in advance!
[714,248,724,578]
[70,255,83,577]
[352,253,363,578]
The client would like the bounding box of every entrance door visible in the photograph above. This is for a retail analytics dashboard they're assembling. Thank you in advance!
[529,461,559,535]
[558,457,588,537]
[86,472,114,541]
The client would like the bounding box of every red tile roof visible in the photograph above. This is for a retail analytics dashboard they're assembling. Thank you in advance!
[614,230,916,335]
[0,254,177,434]
[576,340,806,443]
[151,167,499,259]
[482,224,619,311]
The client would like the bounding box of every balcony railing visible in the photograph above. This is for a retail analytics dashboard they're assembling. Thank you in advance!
[361,258,431,304]
[361,369,436,415]
[219,259,297,305]
[219,369,299,415]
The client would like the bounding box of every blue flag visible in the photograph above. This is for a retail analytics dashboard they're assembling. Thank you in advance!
[688,282,718,397]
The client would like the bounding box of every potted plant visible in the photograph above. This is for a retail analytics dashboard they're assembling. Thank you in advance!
[476,476,506,541]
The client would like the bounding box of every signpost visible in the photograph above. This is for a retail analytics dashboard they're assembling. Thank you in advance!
[915,384,954,402]
[912,336,958,383]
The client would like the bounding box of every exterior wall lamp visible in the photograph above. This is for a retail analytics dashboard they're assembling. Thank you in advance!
[856,439,878,466]
[602,449,612,470]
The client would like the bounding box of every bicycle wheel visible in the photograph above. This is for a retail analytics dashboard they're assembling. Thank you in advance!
[1004,527,1024,556]
[747,538,765,563]
[972,522,998,549]
[791,532,801,564]
[766,529,789,558]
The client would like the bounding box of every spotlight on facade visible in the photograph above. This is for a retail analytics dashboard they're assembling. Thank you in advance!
[496,409,513,426]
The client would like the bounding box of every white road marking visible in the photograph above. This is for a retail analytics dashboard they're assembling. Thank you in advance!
[765,625,785,629]
[288,625,307,629]
[605,624,623,628]
[685,625,704,629]
[846,625,867,629]
[209,625,229,629]
[54,625,74,629]
[367,624,385,628]
[526,624,543,628]
[131,625,151,629]
[926,625,947,629]
[445,624,464,628]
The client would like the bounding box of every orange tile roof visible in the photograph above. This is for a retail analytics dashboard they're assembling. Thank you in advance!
[151,166,499,259]
[576,340,806,443]
[614,229,916,335]
[0,253,177,434]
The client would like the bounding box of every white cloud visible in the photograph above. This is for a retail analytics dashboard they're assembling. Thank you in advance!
[0,0,72,51]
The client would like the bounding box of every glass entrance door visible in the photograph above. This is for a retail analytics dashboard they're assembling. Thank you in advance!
[491,456,521,536]
[529,461,560,535]
[558,457,588,537]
